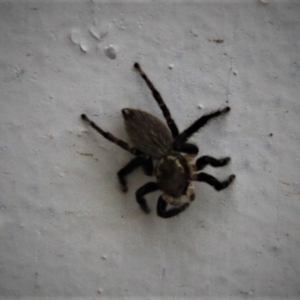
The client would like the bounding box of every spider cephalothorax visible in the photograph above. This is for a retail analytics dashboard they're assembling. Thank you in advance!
[155,153,191,199]
[81,62,235,218]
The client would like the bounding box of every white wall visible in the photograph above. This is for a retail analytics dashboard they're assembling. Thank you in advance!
[0,0,300,298]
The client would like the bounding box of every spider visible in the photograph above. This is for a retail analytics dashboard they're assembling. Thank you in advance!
[81,62,235,218]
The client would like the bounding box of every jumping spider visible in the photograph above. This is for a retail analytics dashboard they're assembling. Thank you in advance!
[81,62,235,218]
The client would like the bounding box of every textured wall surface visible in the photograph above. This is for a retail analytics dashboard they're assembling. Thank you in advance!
[0,1,300,298]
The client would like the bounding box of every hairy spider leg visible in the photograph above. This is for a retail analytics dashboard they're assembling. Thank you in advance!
[173,107,230,147]
[133,62,179,138]
[173,143,199,162]
[118,156,153,192]
[195,156,231,171]
[192,155,235,190]
[135,182,159,214]
[142,156,154,176]
[156,196,190,218]
[82,114,155,193]
[192,172,235,191]
[81,114,142,156]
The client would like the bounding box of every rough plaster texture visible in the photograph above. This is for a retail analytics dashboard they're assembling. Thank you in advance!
[0,0,300,298]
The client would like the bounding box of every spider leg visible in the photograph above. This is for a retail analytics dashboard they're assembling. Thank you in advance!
[117,156,153,192]
[142,156,154,176]
[195,156,231,171]
[173,107,230,146]
[193,172,235,191]
[133,62,179,138]
[156,196,190,218]
[135,182,159,214]
[174,143,199,154]
[185,182,195,201]
[81,114,142,156]
[173,143,199,162]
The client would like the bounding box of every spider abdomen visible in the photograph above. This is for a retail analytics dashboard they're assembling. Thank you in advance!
[122,108,173,159]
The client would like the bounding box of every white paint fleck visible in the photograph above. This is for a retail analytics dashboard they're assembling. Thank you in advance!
[70,30,81,45]
[70,30,89,52]
[80,42,89,53]
[190,29,198,37]
[89,25,100,40]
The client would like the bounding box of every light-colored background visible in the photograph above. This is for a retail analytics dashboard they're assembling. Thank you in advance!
[1,0,300,298]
